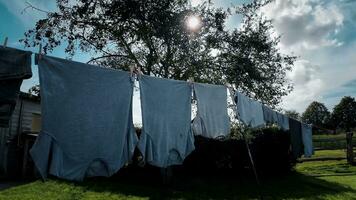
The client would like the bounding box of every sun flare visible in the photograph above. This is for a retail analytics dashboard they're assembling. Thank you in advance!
[186,15,201,31]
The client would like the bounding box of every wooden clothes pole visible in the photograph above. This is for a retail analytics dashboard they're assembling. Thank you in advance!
[228,87,262,196]
[241,128,263,200]
[242,131,260,185]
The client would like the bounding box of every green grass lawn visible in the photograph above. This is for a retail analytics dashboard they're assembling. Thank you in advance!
[313,133,350,140]
[1,150,356,200]
[314,149,344,157]
[312,149,346,158]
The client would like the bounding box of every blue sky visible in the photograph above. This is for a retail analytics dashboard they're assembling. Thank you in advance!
[0,0,355,116]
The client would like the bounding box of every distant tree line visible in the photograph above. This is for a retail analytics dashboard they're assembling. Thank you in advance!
[285,96,356,133]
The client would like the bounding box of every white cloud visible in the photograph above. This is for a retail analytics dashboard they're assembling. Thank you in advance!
[258,0,356,113]
[281,60,325,112]
[280,40,356,113]
[261,0,344,53]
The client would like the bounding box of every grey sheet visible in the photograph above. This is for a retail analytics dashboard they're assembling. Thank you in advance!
[236,92,265,128]
[301,123,313,157]
[0,79,22,127]
[138,75,195,168]
[30,55,138,181]
[0,47,32,127]
[0,47,32,80]
[289,118,303,159]
[192,83,230,138]
[262,105,278,124]
[276,112,290,131]
[262,104,289,131]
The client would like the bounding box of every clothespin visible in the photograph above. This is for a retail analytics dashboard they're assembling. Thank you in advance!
[136,65,142,78]
[129,64,142,80]
[38,43,42,59]
[187,77,195,101]
[129,65,135,77]
[3,37,8,47]
[188,77,194,86]
[35,43,42,65]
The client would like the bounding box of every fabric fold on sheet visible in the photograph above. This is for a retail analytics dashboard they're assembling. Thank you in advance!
[0,47,32,127]
[29,131,54,179]
[30,55,138,181]
[138,75,195,168]
[192,83,230,139]
[236,92,265,128]
[301,123,314,157]
[289,118,303,159]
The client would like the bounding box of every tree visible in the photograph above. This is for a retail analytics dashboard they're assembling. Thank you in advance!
[301,101,330,128]
[331,96,356,130]
[21,0,295,107]
[284,110,300,120]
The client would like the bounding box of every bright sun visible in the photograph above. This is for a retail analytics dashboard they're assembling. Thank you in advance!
[186,15,201,31]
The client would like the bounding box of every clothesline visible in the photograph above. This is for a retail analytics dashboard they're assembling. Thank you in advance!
[3,37,312,133]
[0,40,312,131]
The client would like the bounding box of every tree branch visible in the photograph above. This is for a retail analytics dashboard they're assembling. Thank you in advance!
[86,54,130,64]
[118,35,143,69]
[22,1,50,14]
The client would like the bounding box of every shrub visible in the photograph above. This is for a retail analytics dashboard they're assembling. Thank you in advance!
[183,127,296,177]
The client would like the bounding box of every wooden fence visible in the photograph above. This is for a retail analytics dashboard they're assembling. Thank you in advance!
[346,132,355,165]
[313,138,349,150]
[312,133,355,165]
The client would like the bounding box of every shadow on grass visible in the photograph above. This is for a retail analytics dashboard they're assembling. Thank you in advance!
[0,181,30,191]
[299,162,356,176]
[58,167,356,200]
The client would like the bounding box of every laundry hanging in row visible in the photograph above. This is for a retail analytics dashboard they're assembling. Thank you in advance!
[287,118,313,158]
[236,93,312,158]
[276,112,290,131]
[289,117,304,158]
[138,75,195,168]
[30,56,138,181]
[0,47,32,128]
[0,46,314,181]
[235,92,265,128]
[301,123,313,157]
[262,104,289,131]
[262,105,278,125]
[30,55,199,180]
[192,83,230,139]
